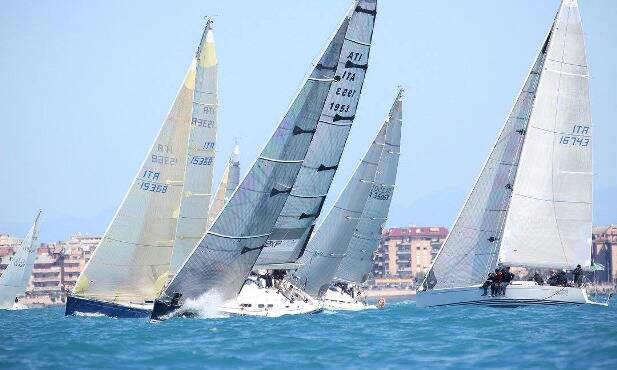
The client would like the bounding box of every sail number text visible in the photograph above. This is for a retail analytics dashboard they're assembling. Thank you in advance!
[190,156,213,166]
[139,170,168,193]
[559,125,590,147]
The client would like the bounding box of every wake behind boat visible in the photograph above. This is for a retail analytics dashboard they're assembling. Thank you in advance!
[417,0,607,308]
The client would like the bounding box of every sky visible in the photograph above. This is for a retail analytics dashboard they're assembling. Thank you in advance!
[1,0,616,243]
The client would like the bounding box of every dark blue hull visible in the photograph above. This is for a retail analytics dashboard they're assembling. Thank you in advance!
[65,295,151,318]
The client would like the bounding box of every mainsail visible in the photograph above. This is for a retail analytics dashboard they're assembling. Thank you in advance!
[207,144,241,228]
[334,89,402,284]
[499,0,592,270]
[424,0,588,290]
[169,20,219,277]
[74,32,202,302]
[254,0,377,268]
[157,0,378,307]
[0,211,41,308]
[290,91,399,297]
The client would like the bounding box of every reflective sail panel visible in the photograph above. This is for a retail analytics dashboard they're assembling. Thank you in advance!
[74,62,195,302]
[207,144,241,228]
[500,0,592,269]
[161,0,377,305]
[169,21,219,277]
[0,211,41,308]
[335,90,402,284]
[423,27,551,290]
[291,118,386,298]
[254,0,377,268]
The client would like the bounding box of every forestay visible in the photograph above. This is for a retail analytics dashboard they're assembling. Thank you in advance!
[423,19,552,290]
[0,211,41,308]
[160,0,378,305]
[169,21,219,277]
[291,114,386,298]
[500,0,592,270]
[74,56,195,303]
[254,0,377,268]
[207,144,241,227]
[334,89,402,284]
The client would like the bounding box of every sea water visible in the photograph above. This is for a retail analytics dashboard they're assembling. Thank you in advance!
[1,298,616,369]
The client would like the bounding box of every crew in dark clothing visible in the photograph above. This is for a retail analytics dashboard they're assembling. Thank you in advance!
[492,268,502,296]
[572,264,584,287]
[500,267,515,295]
[556,270,568,286]
[481,272,496,296]
[533,272,544,286]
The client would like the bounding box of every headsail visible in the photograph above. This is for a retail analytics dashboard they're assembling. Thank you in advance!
[500,0,592,270]
[254,0,377,268]
[169,20,219,277]
[423,9,554,290]
[207,143,241,227]
[0,211,41,308]
[74,42,197,303]
[290,90,398,297]
[156,0,378,309]
[334,89,402,284]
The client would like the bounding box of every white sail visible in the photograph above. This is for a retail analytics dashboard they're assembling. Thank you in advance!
[158,0,378,306]
[254,0,377,268]
[500,0,592,270]
[74,54,196,303]
[0,211,41,308]
[207,144,240,227]
[334,89,402,284]
[169,21,219,277]
[424,16,552,290]
[291,112,387,298]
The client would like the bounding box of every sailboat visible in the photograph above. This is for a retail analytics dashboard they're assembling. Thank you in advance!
[216,0,378,318]
[289,89,402,311]
[0,211,41,309]
[417,0,605,307]
[151,0,378,320]
[65,20,218,318]
[206,143,241,228]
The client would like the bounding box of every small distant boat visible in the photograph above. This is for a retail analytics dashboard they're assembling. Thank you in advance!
[151,0,378,321]
[218,0,378,318]
[206,143,240,229]
[417,0,606,308]
[0,210,41,309]
[65,20,218,318]
[289,89,402,312]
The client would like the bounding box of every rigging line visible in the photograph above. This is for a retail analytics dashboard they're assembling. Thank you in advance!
[528,124,591,136]
[104,237,173,248]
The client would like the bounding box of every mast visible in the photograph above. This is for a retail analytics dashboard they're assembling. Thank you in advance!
[0,210,41,307]
[154,0,378,313]
[169,19,219,278]
[499,0,592,270]
[254,0,378,269]
[206,143,241,227]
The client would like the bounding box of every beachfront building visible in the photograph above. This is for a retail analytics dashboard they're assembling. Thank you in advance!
[372,226,448,285]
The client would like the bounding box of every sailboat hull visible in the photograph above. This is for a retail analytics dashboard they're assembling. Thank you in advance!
[320,287,374,311]
[416,281,607,308]
[65,295,152,318]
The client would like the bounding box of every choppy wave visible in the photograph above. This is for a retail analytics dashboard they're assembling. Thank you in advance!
[2,299,616,369]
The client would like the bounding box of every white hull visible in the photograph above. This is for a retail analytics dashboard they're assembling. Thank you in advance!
[218,278,322,317]
[416,281,608,308]
[321,288,374,311]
